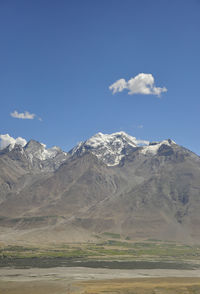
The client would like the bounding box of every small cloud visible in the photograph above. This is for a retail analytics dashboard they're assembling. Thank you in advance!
[10,110,36,120]
[109,73,167,97]
[137,125,143,129]
[0,134,27,150]
[109,78,127,94]
[135,138,149,146]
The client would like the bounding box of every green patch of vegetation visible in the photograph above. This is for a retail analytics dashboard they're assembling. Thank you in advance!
[11,215,58,223]
[125,236,131,240]
[1,240,200,268]
[102,232,121,239]
[93,234,101,239]
[146,238,163,242]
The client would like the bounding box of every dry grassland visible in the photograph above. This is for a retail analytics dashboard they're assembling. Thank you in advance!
[0,280,69,294]
[74,277,200,294]
[0,277,200,294]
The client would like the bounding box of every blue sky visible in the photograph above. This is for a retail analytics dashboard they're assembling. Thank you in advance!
[0,0,200,154]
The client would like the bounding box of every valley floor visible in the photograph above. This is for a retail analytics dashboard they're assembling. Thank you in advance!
[1,267,200,294]
[1,240,200,293]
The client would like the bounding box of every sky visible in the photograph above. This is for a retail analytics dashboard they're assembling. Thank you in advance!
[0,0,200,154]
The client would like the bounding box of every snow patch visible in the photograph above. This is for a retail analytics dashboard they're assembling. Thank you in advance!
[29,145,66,161]
[141,139,176,155]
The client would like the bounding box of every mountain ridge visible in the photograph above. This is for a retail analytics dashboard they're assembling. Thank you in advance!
[0,131,200,244]
[0,131,181,168]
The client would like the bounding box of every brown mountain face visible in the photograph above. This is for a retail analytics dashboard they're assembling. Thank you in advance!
[0,133,200,244]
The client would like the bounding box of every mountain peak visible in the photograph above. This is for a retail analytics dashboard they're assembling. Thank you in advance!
[85,131,139,148]
[25,141,66,163]
[70,131,143,166]
[69,132,181,166]
[24,139,43,151]
[141,138,176,155]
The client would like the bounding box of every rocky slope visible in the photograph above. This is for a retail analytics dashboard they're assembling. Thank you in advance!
[0,132,200,244]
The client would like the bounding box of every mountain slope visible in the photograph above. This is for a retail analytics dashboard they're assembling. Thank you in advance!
[78,142,200,243]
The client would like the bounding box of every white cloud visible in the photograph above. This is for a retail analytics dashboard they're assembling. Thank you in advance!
[0,134,27,150]
[109,78,127,94]
[135,138,149,146]
[109,73,167,97]
[10,110,36,119]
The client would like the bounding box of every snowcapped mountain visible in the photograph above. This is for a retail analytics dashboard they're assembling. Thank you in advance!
[1,131,200,244]
[0,132,178,168]
[0,139,68,172]
[24,140,68,171]
[24,139,67,161]
[69,132,178,166]
[70,131,149,166]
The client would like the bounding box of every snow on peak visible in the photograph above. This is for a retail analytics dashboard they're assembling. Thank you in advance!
[140,139,176,155]
[71,131,149,166]
[25,140,67,161]
[43,146,67,160]
[1,132,177,168]
[70,132,178,166]
[85,131,145,149]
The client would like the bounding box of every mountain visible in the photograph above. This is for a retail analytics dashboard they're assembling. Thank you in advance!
[24,140,68,171]
[69,132,141,166]
[0,132,200,244]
